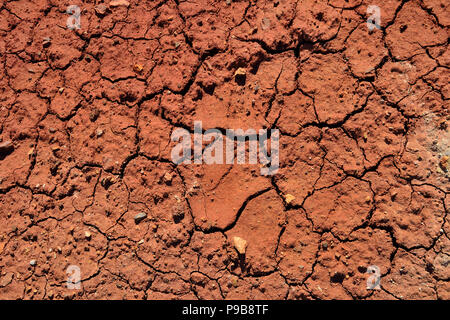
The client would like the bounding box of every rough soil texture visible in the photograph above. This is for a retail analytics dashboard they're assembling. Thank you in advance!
[0,0,449,300]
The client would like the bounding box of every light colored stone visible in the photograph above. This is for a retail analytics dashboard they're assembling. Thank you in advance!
[109,0,130,7]
[234,68,246,77]
[134,212,147,224]
[285,194,295,204]
[233,236,247,254]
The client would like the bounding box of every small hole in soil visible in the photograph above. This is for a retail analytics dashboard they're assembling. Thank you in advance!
[330,272,346,283]
[120,92,137,103]
[358,266,367,273]
[202,83,216,95]
[172,211,184,223]
[235,74,246,86]
[400,25,408,33]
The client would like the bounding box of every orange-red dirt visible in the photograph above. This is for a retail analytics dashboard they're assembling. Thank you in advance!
[0,0,449,300]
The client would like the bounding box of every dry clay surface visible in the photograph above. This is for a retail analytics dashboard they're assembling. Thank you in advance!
[0,0,449,300]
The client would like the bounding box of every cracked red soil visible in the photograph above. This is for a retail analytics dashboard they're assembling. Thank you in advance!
[0,0,449,300]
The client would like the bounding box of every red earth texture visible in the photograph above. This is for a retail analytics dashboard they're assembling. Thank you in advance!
[0,0,449,300]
